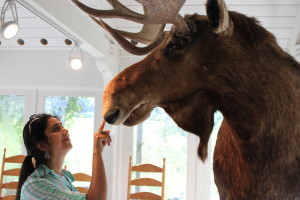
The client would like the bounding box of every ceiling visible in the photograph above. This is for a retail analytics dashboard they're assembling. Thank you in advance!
[0,0,299,52]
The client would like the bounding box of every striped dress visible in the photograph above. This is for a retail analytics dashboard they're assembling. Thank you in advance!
[21,164,86,200]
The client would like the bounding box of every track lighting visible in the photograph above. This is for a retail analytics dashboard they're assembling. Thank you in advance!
[69,42,83,70]
[1,0,19,39]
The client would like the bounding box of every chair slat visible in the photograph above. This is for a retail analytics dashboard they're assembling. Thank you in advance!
[0,195,17,200]
[131,164,162,172]
[5,155,25,163]
[130,178,162,186]
[127,156,165,200]
[2,181,18,189]
[130,192,161,200]
[3,168,21,176]
[1,149,24,198]
[76,186,89,193]
[73,173,92,182]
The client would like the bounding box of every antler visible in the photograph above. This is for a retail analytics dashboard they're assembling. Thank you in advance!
[71,0,188,55]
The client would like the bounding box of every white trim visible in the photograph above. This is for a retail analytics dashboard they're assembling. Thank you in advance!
[111,125,134,200]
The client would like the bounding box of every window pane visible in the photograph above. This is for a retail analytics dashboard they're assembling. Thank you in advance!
[0,94,25,196]
[0,95,24,155]
[133,108,187,200]
[210,112,223,200]
[44,96,95,177]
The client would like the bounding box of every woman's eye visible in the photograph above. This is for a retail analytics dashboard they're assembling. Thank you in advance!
[52,125,62,132]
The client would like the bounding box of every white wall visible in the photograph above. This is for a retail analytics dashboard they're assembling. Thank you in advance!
[289,45,300,62]
[0,49,103,89]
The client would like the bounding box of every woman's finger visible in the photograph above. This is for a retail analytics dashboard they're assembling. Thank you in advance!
[107,134,112,146]
[97,120,106,133]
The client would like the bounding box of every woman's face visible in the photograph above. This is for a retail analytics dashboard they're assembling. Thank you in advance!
[44,117,72,155]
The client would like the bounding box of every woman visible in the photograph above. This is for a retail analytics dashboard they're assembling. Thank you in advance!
[16,113,111,200]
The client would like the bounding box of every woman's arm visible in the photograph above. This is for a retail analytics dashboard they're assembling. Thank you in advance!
[86,121,111,200]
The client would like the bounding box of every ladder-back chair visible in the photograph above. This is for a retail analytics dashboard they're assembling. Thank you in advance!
[0,148,25,200]
[127,156,166,200]
[72,172,92,193]
[64,165,91,194]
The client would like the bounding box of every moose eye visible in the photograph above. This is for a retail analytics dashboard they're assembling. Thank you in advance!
[163,41,184,59]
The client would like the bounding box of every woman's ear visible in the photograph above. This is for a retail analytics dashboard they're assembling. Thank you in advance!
[36,142,49,152]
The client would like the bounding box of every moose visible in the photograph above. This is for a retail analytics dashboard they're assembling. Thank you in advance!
[72,0,300,199]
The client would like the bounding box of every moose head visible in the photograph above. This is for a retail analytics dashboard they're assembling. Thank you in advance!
[72,0,240,159]
[73,0,300,199]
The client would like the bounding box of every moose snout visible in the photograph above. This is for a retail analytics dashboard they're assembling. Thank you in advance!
[104,108,121,124]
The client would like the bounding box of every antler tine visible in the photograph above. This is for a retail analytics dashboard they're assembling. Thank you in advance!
[72,0,189,55]
[72,0,188,32]
[89,5,166,45]
[90,16,166,55]
[71,0,147,21]
[115,6,165,45]
[115,24,165,45]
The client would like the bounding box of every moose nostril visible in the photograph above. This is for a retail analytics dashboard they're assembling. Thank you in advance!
[104,109,120,124]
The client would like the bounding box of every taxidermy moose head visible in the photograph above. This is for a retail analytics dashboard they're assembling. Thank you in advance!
[72,0,300,199]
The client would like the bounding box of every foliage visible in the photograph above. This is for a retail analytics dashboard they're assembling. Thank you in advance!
[0,95,24,171]
[45,96,94,128]
[133,107,187,200]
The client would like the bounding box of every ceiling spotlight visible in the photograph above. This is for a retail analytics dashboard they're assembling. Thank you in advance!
[1,0,19,39]
[69,42,83,70]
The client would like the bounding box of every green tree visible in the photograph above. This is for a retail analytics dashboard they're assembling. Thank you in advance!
[45,96,93,128]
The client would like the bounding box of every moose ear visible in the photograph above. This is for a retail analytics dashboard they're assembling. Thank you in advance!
[206,0,233,36]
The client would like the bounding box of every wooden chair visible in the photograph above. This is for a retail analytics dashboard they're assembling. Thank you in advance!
[64,165,91,193]
[0,148,25,200]
[72,172,92,193]
[127,156,166,200]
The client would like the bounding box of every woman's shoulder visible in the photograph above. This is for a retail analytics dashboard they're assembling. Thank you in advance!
[22,164,58,189]
[62,169,75,182]
[29,164,51,177]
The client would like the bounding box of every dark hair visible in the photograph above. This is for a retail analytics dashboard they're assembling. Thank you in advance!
[16,113,57,200]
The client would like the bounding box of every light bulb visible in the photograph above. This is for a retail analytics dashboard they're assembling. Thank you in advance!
[2,21,19,39]
[70,58,82,70]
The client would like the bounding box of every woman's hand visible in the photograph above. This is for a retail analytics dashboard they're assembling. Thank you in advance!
[88,120,110,200]
[94,120,112,153]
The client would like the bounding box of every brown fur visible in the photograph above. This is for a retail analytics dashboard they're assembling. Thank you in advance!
[102,4,300,200]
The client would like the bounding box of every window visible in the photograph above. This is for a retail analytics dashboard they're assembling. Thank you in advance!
[44,96,95,174]
[0,94,25,196]
[0,95,25,156]
[133,108,187,199]
[210,111,223,200]
[132,108,223,200]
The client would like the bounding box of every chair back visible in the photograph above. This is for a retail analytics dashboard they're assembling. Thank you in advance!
[127,156,166,200]
[72,172,92,193]
[0,148,25,199]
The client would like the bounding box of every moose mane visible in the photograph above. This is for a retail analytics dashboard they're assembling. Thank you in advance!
[229,11,300,77]
[228,11,276,49]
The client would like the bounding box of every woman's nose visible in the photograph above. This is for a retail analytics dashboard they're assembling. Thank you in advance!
[62,128,68,135]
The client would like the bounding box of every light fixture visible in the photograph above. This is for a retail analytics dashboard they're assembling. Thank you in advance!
[1,0,19,39]
[69,42,83,70]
